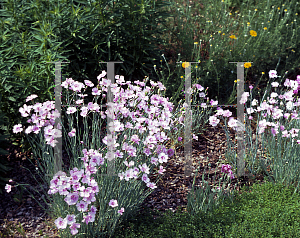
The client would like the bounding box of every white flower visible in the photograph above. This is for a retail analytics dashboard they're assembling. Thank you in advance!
[286,101,294,111]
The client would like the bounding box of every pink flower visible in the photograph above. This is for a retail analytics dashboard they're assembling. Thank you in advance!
[66,214,76,225]
[13,124,23,134]
[76,200,88,212]
[109,199,118,208]
[158,152,168,163]
[209,116,220,127]
[26,94,38,102]
[118,207,125,215]
[70,223,80,235]
[66,107,77,114]
[55,217,68,229]
[269,70,278,78]
[142,174,150,183]
[146,182,157,189]
[221,164,228,173]
[64,192,79,206]
[90,205,97,215]
[5,184,11,193]
[167,148,174,157]
[158,165,166,174]
[210,99,218,106]
[84,80,94,87]
[82,213,95,225]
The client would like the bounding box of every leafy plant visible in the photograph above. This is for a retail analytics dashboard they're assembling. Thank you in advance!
[0,0,69,155]
[0,93,13,194]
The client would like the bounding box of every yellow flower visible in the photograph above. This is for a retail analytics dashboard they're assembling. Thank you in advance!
[195,66,198,68]
[284,9,287,12]
[229,13,232,15]
[218,31,221,34]
[263,27,267,30]
[194,42,198,45]
[292,49,295,53]
[180,76,184,78]
[250,30,257,37]
[278,7,280,10]
[222,33,225,35]
[234,80,237,83]
[229,35,237,39]
[247,22,250,25]
[255,9,257,11]
[244,62,252,68]
[182,62,190,68]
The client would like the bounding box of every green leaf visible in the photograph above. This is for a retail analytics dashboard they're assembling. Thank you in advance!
[13,197,20,203]
[0,162,12,172]
[7,97,16,102]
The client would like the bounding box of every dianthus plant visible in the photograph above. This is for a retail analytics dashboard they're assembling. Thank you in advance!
[208,70,300,176]
[11,71,208,236]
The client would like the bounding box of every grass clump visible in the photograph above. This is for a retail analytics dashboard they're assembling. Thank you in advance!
[113,180,300,237]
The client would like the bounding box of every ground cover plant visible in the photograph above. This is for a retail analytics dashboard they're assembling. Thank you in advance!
[2,0,300,237]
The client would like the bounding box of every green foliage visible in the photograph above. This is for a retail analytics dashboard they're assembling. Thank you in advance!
[113,181,300,237]
[0,0,70,154]
[48,0,176,104]
[0,96,13,194]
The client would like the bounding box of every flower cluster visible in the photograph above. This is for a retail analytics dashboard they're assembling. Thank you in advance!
[221,164,235,179]
[48,156,125,235]
[11,71,207,235]
[208,70,300,180]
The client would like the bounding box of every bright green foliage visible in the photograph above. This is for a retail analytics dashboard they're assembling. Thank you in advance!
[113,181,300,237]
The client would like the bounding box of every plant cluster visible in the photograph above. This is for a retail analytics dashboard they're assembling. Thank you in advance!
[8,70,220,237]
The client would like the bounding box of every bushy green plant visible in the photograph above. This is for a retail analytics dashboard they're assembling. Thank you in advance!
[0,0,70,154]
[44,0,176,104]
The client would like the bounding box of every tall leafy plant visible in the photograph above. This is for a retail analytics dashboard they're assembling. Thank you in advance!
[44,0,177,104]
[0,0,72,155]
